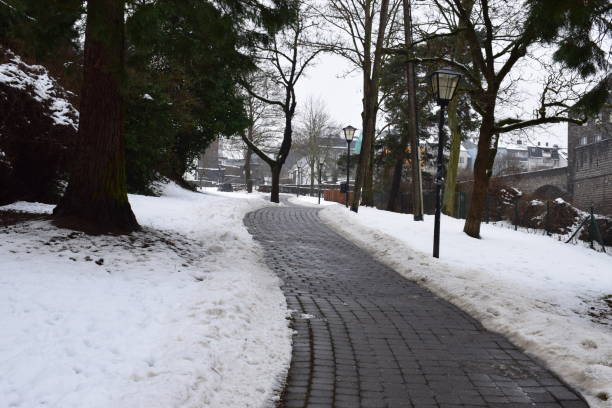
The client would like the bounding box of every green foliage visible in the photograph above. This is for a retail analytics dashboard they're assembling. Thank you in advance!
[0,0,297,195]
[0,0,82,61]
[379,51,480,145]
[123,0,283,193]
[525,0,611,77]
[570,77,610,118]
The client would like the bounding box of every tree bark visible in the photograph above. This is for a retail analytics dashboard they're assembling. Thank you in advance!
[388,0,423,216]
[245,145,253,193]
[442,0,474,217]
[362,128,376,206]
[386,133,405,212]
[463,108,495,238]
[53,0,139,234]
[442,96,460,215]
[310,163,315,196]
[271,164,281,203]
[350,0,390,212]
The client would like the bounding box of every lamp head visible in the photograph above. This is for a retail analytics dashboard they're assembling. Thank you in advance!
[430,67,462,106]
[343,125,357,142]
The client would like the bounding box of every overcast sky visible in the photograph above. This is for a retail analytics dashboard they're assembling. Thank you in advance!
[295,51,574,150]
[295,53,363,131]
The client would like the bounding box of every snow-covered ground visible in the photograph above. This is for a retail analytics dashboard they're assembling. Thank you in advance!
[0,184,291,408]
[288,195,336,207]
[293,195,612,407]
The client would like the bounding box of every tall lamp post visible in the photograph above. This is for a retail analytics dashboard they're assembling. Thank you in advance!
[318,157,325,204]
[342,125,356,208]
[429,67,461,259]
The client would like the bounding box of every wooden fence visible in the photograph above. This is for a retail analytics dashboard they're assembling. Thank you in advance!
[324,189,353,205]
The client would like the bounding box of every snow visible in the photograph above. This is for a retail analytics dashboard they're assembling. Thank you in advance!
[0,184,291,408]
[319,204,612,407]
[0,49,78,129]
[288,195,336,206]
[0,201,55,214]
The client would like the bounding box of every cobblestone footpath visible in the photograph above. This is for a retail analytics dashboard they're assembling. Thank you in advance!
[244,204,588,408]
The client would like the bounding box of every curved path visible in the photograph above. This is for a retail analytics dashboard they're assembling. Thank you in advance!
[245,202,587,408]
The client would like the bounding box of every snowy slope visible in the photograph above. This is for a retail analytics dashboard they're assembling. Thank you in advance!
[0,185,291,408]
[0,49,78,129]
[314,200,612,407]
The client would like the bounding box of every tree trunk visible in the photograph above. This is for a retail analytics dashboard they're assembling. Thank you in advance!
[442,0,473,217]
[442,96,460,216]
[310,162,315,196]
[402,0,423,221]
[463,110,495,238]
[245,145,253,193]
[351,81,377,211]
[53,0,139,234]
[271,164,281,203]
[386,135,405,211]
[362,132,375,206]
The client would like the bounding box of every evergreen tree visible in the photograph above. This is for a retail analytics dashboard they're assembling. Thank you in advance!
[53,0,140,233]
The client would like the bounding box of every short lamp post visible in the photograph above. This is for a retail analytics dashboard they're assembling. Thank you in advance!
[296,167,301,197]
[318,157,325,204]
[343,125,356,208]
[429,67,461,259]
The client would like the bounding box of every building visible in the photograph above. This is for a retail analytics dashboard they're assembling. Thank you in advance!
[187,139,269,188]
[567,96,612,214]
[422,138,471,175]
[287,130,361,185]
[492,138,566,176]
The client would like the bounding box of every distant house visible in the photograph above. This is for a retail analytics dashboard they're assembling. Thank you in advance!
[567,87,612,214]
[492,138,566,176]
[286,130,359,185]
[421,138,471,175]
[187,139,268,188]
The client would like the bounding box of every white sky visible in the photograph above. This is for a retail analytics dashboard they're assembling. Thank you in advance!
[295,53,363,130]
[296,52,573,150]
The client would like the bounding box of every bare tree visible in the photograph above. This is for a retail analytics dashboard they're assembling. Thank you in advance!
[412,0,607,238]
[387,0,423,218]
[441,0,475,217]
[317,0,403,212]
[294,97,337,194]
[240,2,325,203]
[224,74,284,192]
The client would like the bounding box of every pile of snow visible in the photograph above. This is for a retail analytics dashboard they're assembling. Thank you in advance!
[320,204,612,407]
[0,184,291,408]
[0,48,78,129]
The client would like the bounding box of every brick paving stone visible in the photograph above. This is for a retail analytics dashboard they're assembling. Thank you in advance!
[245,204,588,408]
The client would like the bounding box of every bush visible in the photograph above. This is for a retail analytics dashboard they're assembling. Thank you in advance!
[0,48,77,204]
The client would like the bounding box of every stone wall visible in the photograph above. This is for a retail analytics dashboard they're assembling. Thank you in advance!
[491,167,568,195]
[567,97,612,215]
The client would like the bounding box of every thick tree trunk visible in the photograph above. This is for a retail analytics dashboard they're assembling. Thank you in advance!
[463,110,495,238]
[270,164,281,203]
[245,146,253,193]
[53,0,139,234]
[442,96,461,216]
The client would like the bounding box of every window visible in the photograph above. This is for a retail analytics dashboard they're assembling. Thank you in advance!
[595,134,602,142]
[580,136,588,145]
